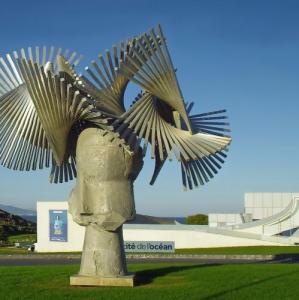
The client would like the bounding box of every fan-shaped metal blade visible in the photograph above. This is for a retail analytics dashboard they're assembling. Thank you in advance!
[117,25,192,132]
[0,47,109,183]
[111,93,231,188]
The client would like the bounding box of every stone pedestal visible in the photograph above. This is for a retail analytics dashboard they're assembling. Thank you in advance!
[70,274,135,287]
[68,128,143,287]
[79,224,127,277]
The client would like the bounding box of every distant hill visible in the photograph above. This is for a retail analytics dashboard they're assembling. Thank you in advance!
[16,214,182,225]
[126,214,184,224]
[17,214,183,225]
[0,204,37,224]
[0,203,185,225]
[19,215,37,223]
[0,209,36,240]
[0,204,36,216]
[165,217,186,224]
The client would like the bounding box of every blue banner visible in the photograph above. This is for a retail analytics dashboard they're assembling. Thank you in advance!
[49,210,68,242]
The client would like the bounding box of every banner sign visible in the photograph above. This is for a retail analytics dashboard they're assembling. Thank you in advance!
[49,210,68,242]
[124,241,175,253]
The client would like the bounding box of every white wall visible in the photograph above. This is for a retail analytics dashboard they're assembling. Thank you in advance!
[208,213,245,227]
[35,201,85,252]
[35,201,288,252]
[244,193,299,220]
[237,197,299,236]
[123,226,284,248]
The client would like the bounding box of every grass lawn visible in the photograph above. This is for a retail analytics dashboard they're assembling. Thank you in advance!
[175,246,299,255]
[0,247,30,254]
[8,234,36,244]
[0,263,298,299]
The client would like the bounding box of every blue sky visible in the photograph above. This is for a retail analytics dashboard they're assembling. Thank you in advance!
[0,0,299,216]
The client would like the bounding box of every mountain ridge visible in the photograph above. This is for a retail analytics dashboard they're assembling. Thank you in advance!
[0,204,36,216]
[0,203,185,224]
[0,209,36,240]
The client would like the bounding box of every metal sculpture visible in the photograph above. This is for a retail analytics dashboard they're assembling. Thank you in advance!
[0,25,231,286]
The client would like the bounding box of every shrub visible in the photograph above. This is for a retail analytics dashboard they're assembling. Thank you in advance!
[186,214,208,225]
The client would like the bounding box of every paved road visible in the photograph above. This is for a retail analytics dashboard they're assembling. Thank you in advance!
[0,255,298,266]
[0,257,80,266]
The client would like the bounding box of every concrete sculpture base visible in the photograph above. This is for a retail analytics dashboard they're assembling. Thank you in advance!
[68,128,143,286]
[70,274,135,287]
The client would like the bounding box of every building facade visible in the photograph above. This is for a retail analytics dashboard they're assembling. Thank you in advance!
[35,193,299,252]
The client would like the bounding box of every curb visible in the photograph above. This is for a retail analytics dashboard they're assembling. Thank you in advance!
[126,254,275,260]
[1,254,299,260]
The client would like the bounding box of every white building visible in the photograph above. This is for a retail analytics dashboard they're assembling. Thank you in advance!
[35,193,299,252]
[209,193,299,229]
[208,213,251,227]
[244,192,299,220]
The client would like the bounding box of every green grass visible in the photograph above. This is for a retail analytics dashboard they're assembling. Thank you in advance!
[0,234,37,254]
[0,247,30,254]
[8,234,36,243]
[0,263,299,299]
[175,246,299,255]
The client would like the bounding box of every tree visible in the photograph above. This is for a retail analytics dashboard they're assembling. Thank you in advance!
[0,226,8,243]
[186,214,208,225]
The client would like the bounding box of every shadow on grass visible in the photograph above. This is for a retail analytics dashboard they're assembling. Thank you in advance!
[135,263,220,286]
[200,269,299,300]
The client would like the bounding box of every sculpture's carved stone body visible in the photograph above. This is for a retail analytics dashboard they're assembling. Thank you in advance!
[68,128,143,277]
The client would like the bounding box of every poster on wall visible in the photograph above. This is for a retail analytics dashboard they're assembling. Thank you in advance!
[49,210,68,242]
